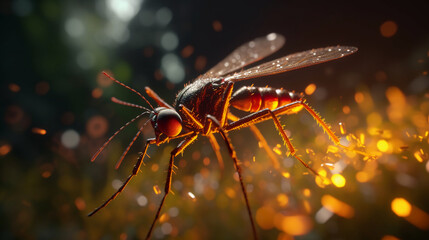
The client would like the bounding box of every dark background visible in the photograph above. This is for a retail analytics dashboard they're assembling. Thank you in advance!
[1,0,428,239]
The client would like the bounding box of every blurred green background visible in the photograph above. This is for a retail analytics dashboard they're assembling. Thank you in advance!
[1,0,428,239]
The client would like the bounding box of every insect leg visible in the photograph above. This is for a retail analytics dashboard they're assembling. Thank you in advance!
[206,115,258,240]
[228,112,280,169]
[225,104,319,175]
[177,104,204,129]
[145,134,198,240]
[266,110,319,176]
[299,102,372,157]
[207,134,225,170]
[88,138,156,217]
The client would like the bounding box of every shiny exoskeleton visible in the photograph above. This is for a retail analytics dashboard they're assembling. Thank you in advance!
[88,33,358,240]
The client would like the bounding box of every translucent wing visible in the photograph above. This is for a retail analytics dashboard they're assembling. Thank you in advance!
[224,46,358,82]
[205,33,286,77]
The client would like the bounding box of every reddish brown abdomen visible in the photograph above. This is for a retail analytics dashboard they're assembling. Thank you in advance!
[230,86,303,112]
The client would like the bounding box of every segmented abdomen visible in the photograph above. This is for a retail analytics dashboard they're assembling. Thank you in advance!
[230,86,303,112]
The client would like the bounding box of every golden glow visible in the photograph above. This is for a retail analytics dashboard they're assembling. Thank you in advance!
[277,214,313,236]
[281,172,290,179]
[414,151,423,162]
[322,194,355,218]
[315,169,331,188]
[276,194,289,207]
[339,122,346,134]
[0,144,12,156]
[331,174,346,188]
[367,112,383,127]
[153,185,161,195]
[381,235,400,240]
[391,198,411,217]
[305,83,317,95]
[225,187,236,199]
[354,92,364,103]
[356,171,371,183]
[342,105,351,114]
[303,188,311,197]
[255,206,275,229]
[377,140,389,152]
[159,213,169,222]
[32,127,47,135]
[273,144,282,155]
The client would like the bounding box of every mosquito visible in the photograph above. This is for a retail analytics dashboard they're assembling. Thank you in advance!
[88,33,358,239]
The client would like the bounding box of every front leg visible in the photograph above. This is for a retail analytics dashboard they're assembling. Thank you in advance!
[145,134,198,240]
[206,115,258,240]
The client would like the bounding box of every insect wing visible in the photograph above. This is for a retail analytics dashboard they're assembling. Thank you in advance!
[224,46,358,82]
[205,33,286,78]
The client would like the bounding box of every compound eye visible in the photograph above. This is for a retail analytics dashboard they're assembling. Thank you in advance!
[156,109,182,137]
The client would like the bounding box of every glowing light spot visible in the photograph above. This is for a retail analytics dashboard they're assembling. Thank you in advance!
[161,31,179,51]
[305,83,316,95]
[136,195,148,206]
[277,194,289,207]
[367,112,382,127]
[9,83,20,92]
[331,174,346,188]
[168,207,179,217]
[181,45,194,58]
[153,185,161,195]
[356,171,370,182]
[86,115,108,138]
[112,179,123,189]
[256,205,275,229]
[151,163,159,172]
[354,92,364,103]
[159,213,169,222]
[212,20,223,32]
[327,145,339,154]
[65,17,84,38]
[161,53,185,83]
[119,233,127,240]
[414,151,424,162]
[74,197,86,211]
[161,222,173,235]
[32,127,46,135]
[225,187,236,199]
[360,133,366,145]
[342,105,350,114]
[155,7,172,26]
[276,214,313,236]
[273,145,282,155]
[187,192,196,201]
[107,0,143,22]
[321,194,354,218]
[391,198,411,217]
[380,20,398,38]
[315,169,331,188]
[377,139,389,152]
[61,129,80,149]
[381,235,400,240]
[281,172,290,178]
[303,188,311,197]
[339,122,346,134]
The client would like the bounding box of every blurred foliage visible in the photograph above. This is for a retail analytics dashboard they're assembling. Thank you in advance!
[1,0,428,239]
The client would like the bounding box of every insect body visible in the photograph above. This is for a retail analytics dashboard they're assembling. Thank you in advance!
[88,33,357,240]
